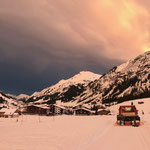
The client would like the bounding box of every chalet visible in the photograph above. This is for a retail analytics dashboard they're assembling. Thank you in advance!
[13,113,19,118]
[74,107,95,115]
[49,104,66,115]
[64,107,74,115]
[0,108,19,118]
[0,111,5,117]
[24,105,50,115]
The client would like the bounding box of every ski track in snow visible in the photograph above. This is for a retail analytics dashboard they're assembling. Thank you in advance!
[73,116,150,150]
[136,117,150,150]
[136,127,150,150]
[79,124,150,150]
[73,118,114,150]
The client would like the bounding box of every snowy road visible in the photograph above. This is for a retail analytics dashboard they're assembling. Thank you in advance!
[0,114,150,150]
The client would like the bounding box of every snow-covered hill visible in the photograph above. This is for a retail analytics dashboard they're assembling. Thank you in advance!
[6,93,29,102]
[16,94,29,101]
[27,71,101,106]
[26,51,150,107]
[76,51,150,106]
[0,91,18,108]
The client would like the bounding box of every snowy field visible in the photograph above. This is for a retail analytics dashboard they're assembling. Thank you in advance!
[1,98,150,150]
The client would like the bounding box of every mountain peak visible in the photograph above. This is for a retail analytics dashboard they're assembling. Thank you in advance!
[21,52,150,107]
[30,71,101,99]
[116,51,150,73]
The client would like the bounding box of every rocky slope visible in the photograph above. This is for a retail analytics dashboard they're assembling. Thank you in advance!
[27,71,101,106]
[76,51,150,106]
[0,91,18,108]
[19,51,150,108]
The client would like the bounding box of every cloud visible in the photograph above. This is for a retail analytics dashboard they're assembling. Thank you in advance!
[0,0,150,94]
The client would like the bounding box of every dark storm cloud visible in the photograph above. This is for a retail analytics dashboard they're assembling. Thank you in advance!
[0,0,148,95]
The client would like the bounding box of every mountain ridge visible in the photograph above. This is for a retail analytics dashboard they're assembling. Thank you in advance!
[2,52,150,108]
[26,71,101,106]
[78,51,150,105]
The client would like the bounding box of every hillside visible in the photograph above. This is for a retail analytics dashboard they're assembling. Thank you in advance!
[25,51,150,107]
[76,51,150,106]
[27,71,101,106]
[0,91,18,108]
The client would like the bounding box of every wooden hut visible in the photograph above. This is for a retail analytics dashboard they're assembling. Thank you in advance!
[74,107,95,115]
[0,108,19,118]
[25,105,50,115]
[12,113,19,118]
[49,104,66,115]
[0,111,5,117]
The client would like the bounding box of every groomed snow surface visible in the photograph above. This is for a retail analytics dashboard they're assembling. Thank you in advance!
[1,98,150,150]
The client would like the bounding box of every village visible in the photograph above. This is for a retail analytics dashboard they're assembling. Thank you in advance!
[0,103,111,118]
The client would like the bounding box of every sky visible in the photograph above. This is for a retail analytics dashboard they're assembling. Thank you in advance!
[0,0,150,95]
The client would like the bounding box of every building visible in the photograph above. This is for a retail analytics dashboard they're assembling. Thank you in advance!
[49,104,66,115]
[64,107,74,115]
[13,113,19,118]
[0,111,5,117]
[24,105,50,115]
[74,107,95,115]
[0,108,19,118]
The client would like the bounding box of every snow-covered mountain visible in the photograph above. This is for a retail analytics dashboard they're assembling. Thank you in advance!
[18,51,150,107]
[16,94,29,101]
[6,93,29,102]
[0,91,18,108]
[76,51,150,106]
[27,71,101,106]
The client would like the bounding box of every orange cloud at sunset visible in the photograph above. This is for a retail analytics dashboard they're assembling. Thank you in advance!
[90,0,150,59]
[1,0,150,94]
[1,0,150,61]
